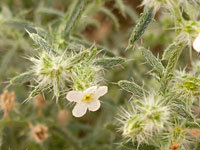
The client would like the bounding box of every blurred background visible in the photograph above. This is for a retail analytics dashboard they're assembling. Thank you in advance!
[0,0,198,149]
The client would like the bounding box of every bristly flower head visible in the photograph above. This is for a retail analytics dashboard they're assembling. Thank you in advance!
[70,61,101,91]
[118,94,170,145]
[167,123,196,150]
[30,52,69,101]
[176,20,200,48]
[66,86,108,117]
[173,70,200,102]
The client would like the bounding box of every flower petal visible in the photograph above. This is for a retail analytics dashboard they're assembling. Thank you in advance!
[193,34,200,53]
[88,100,101,111]
[72,103,87,117]
[66,91,83,102]
[94,86,108,99]
[84,86,97,94]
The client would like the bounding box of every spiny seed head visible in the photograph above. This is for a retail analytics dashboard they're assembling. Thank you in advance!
[118,94,170,145]
[122,114,146,144]
[176,20,200,47]
[173,70,200,99]
[31,52,69,100]
[168,125,194,150]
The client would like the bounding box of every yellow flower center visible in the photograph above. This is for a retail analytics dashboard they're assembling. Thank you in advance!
[82,94,93,103]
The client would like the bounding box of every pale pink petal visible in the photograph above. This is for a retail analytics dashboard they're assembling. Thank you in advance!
[193,34,200,53]
[94,86,108,99]
[88,100,101,112]
[66,91,83,102]
[84,86,97,94]
[72,103,87,117]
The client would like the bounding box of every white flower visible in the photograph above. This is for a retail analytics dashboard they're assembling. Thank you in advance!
[193,33,200,53]
[66,86,108,117]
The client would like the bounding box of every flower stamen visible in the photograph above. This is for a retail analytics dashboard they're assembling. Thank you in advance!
[82,94,93,103]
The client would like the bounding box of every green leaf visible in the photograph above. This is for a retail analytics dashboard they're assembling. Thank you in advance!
[118,80,148,97]
[94,57,125,68]
[10,71,34,84]
[128,8,153,47]
[140,47,164,75]
[162,43,177,60]
[69,36,115,57]
[25,29,56,54]
[165,44,183,80]
[160,44,184,92]
[59,0,91,38]
[37,7,64,17]
[67,49,90,68]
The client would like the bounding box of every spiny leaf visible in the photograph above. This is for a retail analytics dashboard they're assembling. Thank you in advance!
[69,36,115,57]
[165,44,183,79]
[160,44,184,92]
[94,57,125,68]
[67,49,90,68]
[26,29,56,54]
[140,47,164,75]
[128,8,153,47]
[10,71,34,84]
[60,0,91,38]
[162,43,177,60]
[24,85,42,103]
[86,47,98,62]
[118,80,148,97]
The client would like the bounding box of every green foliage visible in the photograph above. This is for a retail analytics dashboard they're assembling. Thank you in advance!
[128,8,154,47]
[1,0,200,150]
[140,47,164,76]
[118,80,148,97]
[94,57,125,68]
